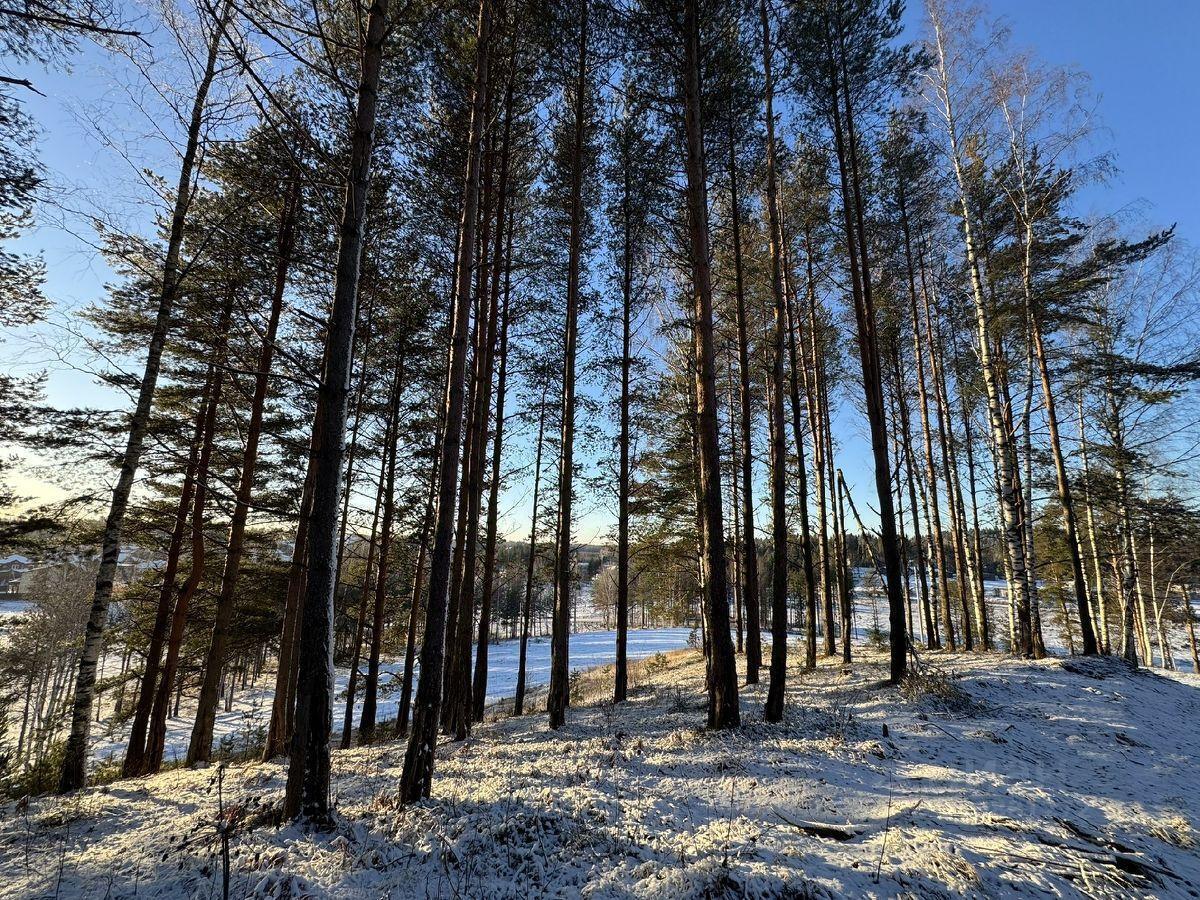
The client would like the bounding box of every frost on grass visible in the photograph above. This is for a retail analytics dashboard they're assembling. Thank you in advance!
[3,647,1200,898]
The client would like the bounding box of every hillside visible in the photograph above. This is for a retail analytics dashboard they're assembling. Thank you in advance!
[2,647,1198,898]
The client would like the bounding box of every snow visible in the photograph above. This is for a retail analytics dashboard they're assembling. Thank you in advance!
[88,627,699,768]
[5,643,1200,898]
[83,565,1200,770]
[0,598,34,617]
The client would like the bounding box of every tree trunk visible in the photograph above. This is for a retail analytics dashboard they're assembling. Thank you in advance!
[783,254,820,675]
[547,0,589,731]
[615,140,635,701]
[283,0,389,824]
[472,208,513,722]
[262,412,319,760]
[760,0,791,720]
[801,228,838,659]
[929,15,1034,658]
[122,383,207,777]
[340,447,386,749]
[399,0,492,804]
[682,0,738,728]
[906,241,954,651]
[58,0,231,793]
[728,111,761,687]
[946,318,989,646]
[925,291,974,652]
[1078,393,1109,652]
[444,91,503,739]
[146,300,231,774]
[928,306,987,649]
[188,180,297,764]
[514,388,547,717]
[828,19,905,680]
[1181,587,1199,674]
[359,356,405,744]
[891,347,931,650]
[396,426,440,737]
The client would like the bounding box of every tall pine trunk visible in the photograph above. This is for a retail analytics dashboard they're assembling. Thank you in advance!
[1028,298,1097,653]
[615,142,635,701]
[359,357,405,743]
[263,412,318,760]
[783,258,820,677]
[283,0,389,823]
[547,0,589,731]
[340,448,386,749]
[396,426,440,737]
[146,293,233,773]
[400,0,492,804]
[682,0,739,728]
[514,388,548,716]
[122,386,206,777]
[472,212,513,721]
[188,180,297,764]
[58,0,230,793]
[760,0,791,719]
[827,19,906,680]
[728,115,761,686]
[801,229,837,658]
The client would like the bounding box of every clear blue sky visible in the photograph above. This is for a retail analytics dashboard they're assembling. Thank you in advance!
[4,1,1197,534]
[924,0,1199,242]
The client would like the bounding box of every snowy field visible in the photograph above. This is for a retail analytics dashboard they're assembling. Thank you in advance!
[4,645,1199,898]
[90,627,698,767]
[80,571,1200,768]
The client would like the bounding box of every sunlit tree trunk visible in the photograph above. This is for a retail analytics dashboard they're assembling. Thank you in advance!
[682,0,738,727]
[928,10,1034,656]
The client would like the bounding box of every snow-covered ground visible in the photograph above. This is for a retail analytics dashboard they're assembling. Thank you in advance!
[85,567,1200,768]
[5,644,1199,898]
[90,627,698,767]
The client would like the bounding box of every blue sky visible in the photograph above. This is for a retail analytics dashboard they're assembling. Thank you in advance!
[929,0,1199,244]
[3,1,1196,537]
[835,0,1200,530]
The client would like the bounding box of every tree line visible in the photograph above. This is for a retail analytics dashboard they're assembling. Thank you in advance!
[0,0,1196,818]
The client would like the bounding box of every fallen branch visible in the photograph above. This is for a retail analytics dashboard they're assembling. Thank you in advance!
[775,810,862,841]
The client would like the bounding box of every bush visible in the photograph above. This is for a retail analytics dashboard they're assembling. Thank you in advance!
[4,739,65,799]
[899,666,976,714]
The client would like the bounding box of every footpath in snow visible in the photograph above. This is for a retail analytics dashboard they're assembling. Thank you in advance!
[4,644,1199,898]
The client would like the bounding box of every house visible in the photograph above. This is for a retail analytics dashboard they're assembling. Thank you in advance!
[0,554,31,598]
